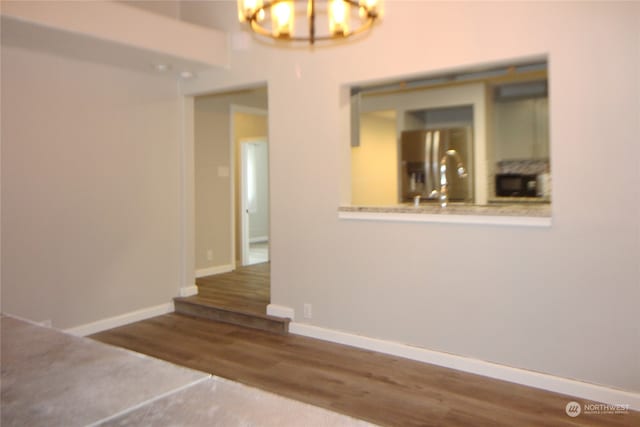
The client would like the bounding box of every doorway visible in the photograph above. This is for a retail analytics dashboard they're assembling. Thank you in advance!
[240,139,269,266]
[189,86,272,319]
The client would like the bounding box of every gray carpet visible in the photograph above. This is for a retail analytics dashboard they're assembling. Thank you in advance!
[1,315,375,427]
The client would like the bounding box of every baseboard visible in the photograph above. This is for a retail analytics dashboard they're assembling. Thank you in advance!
[64,302,174,337]
[289,321,640,410]
[179,285,199,297]
[266,304,295,319]
[2,313,53,328]
[195,264,233,278]
[249,236,268,244]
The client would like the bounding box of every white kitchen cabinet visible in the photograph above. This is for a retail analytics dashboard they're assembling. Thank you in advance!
[493,97,549,161]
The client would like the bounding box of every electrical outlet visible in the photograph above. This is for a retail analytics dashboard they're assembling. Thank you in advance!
[207,250,213,261]
[303,303,312,319]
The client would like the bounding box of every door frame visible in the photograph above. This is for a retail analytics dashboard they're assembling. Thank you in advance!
[239,138,268,266]
[229,105,268,269]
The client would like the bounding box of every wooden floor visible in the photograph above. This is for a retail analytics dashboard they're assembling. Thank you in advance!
[194,262,270,316]
[91,314,639,427]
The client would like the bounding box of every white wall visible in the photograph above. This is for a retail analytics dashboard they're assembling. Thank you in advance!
[118,1,181,19]
[181,1,640,393]
[1,45,182,329]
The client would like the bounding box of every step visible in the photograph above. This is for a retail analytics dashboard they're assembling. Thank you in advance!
[173,296,290,335]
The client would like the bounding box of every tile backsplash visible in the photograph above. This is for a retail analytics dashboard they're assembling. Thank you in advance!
[497,158,550,175]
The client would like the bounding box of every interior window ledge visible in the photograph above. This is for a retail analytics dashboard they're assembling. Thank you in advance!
[338,205,552,227]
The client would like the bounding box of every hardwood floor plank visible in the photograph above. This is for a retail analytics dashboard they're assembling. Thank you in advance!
[194,263,270,315]
[91,314,639,427]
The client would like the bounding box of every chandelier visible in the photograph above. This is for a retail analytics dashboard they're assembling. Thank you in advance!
[237,0,382,45]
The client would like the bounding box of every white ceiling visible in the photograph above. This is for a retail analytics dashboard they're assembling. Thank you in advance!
[0,2,228,79]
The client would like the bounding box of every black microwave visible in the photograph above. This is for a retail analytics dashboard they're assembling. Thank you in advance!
[495,174,538,197]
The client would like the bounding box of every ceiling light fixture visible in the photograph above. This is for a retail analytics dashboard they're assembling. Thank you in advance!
[237,0,382,45]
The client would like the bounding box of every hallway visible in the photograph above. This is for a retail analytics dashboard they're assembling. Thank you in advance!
[248,241,269,265]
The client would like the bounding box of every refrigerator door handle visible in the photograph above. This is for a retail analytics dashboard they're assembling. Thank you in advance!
[431,130,440,197]
[424,131,432,195]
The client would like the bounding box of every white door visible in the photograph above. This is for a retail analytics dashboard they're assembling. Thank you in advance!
[240,139,269,266]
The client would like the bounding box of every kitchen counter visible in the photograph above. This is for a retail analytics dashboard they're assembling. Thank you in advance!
[338,203,551,227]
[489,196,551,204]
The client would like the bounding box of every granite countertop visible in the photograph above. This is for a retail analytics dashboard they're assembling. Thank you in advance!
[339,202,551,218]
[488,196,552,204]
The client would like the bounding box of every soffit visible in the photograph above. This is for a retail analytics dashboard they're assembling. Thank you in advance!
[0,1,228,77]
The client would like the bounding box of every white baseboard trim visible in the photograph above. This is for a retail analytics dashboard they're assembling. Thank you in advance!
[64,302,174,337]
[289,321,640,410]
[179,285,198,297]
[195,264,233,278]
[2,313,53,328]
[266,304,295,319]
[249,236,268,244]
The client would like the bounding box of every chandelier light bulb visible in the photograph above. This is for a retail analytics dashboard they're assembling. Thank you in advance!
[272,1,294,37]
[329,0,350,36]
[238,0,264,22]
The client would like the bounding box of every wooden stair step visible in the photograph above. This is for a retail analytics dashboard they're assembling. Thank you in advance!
[173,296,289,335]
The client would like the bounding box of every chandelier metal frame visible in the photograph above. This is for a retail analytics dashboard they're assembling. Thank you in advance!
[240,0,380,45]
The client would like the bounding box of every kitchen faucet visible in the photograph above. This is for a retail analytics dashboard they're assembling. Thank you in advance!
[438,149,468,207]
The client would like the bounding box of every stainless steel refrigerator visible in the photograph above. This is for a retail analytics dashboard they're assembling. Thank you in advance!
[400,127,474,203]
